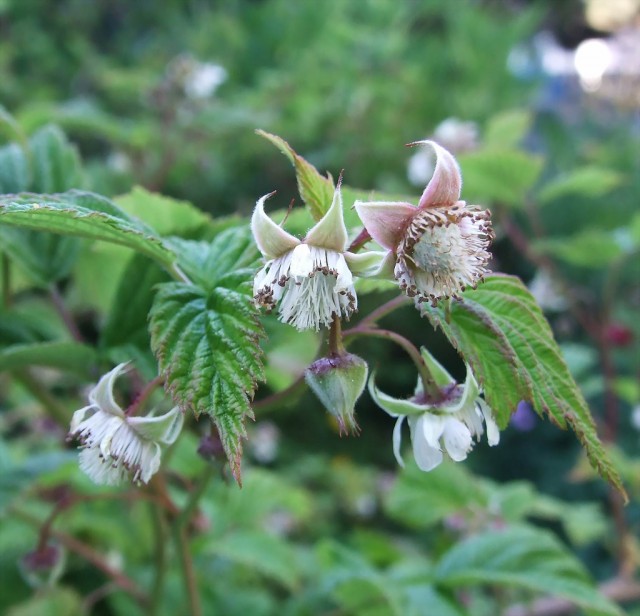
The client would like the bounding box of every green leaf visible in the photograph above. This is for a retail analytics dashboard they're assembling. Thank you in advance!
[0,191,176,269]
[0,341,97,375]
[208,530,301,590]
[385,462,485,529]
[422,275,625,498]
[115,186,215,238]
[7,587,84,616]
[0,143,30,193]
[458,148,543,207]
[538,166,624,204]
[533,230,624,268]
[0,227,81,285]
[29,124,84,193]
[435,527,622,616]
[484,109,532,148]
[256,129,335,221]
[149,228,265,482]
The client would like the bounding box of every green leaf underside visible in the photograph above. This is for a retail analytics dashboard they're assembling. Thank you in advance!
[149,229,265,483]
[256,129,335,221]
[0,191,176,268]
[422,274,625,498]
[435,527,621,616]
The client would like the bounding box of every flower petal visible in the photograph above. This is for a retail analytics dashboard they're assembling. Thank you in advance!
[368,373,429,417]
[411,415,443,471]
[89,363,128,417]
[417,413,445,448]
[392,416,406,468]
[409,140,462,208]
[442,417,472,461]
[251,192,300,259]
[354,201,416,251]
[479,399,500,446]
[288,243,314,278]
[344,250,388,278]
[305,180,348,251]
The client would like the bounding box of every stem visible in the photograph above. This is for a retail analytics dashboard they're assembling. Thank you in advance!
[168,261,193,284]
[328,314,345,355]
[343,326,440,399]
[49,284,84,342]
[358,295,410,329]
[14,369,69,425]
[14,508,149,607]
[2,252,11,309]
[347,228,372,253]
[251,374,306,413]
[126,375,165,417]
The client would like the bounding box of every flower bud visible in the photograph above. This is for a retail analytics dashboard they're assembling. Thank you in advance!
[305,353,368,435]
[19,544,65,589]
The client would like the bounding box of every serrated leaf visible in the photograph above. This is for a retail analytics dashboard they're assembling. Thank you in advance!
[458,148,543,207]
[538,166,624,204]
[422,275,625,498]
[256,129,334,221]
[149,228,265,483]
[533,230,624,268]
[0,190,176,269]
[0,341,97,375]
[29,124,84,193]
[435,527,622,616]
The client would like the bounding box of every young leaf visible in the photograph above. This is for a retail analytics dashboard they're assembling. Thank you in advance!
[0,191,176,269]
[0,143,30,193]
[149,228,265,483]
[422,275,625,498]
[435,527,622,616]
[256,129,335,221]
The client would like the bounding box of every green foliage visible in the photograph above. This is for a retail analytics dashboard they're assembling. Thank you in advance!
[538,166,624,204]
[149,228,265,482]
[0,341,96,375]
[422,275,625,497]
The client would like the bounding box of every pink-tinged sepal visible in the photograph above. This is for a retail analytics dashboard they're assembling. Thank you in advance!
[305,178,348,252]
[354,201,416,251]
[408,140,462,208]
[251,192,300,260]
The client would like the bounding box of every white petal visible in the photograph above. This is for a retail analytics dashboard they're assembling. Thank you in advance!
[418,413,446,448]
[411,415,443,471]
[251,192,300,259]
[333,253,354,293]
[392,416,406,468]
[89,363,128,417]
[70,405,96,433]
[305,181,348,251]
[442,418,472,461]
[479,399,500,446]
[289,243,314,278]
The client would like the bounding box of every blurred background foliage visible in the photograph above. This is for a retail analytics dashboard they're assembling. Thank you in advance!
[1,0,640,614]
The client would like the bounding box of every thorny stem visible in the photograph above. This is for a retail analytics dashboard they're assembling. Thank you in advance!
[343,326,441,400]
[49,284,84,342]
[14,508,149,607]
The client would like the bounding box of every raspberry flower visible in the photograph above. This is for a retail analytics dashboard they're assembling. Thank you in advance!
[69,364,183,486]
[369,348,499,471]
[355,140,493,307]
[252,180,384,331]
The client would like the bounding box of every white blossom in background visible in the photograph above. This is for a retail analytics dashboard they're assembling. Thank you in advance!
[369,348,499,472]
[407,118,479,187]
[252,178,385,331]
[69,364,183,486]
[528,270,568,312]
[357,140,493,309]
[184,62,227,99]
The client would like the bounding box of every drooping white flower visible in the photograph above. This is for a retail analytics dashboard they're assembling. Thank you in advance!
[356,140,493,308]
[69,364,183,486]
[252,179,385,331]
[368,348,499,472]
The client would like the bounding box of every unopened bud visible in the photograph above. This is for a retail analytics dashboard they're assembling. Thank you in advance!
[19,544,65,589]
[305,353,368,435]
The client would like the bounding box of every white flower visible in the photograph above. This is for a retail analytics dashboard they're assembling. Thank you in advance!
[356,140,493,308]
[252,179,385,331]
[368,348,499,472]
[184,62,227,99]
[69,364,183,486]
